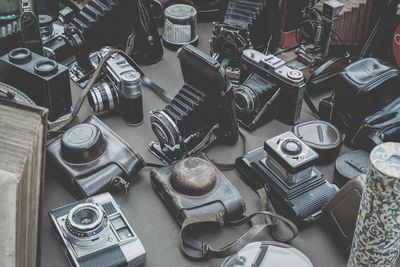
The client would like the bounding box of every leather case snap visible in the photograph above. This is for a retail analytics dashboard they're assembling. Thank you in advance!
[293,120,342,164]
[322,175,365,253]
[334,150,369,187]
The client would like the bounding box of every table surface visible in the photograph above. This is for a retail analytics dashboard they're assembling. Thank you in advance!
[39,23,399,267]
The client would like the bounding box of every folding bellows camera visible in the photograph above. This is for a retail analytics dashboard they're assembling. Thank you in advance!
[149,45,239,164]
[236,131,338,223]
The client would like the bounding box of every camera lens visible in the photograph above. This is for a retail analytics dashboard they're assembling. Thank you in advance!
[234,85,258,113]
[150,111,181,147]
[281,139,303,156]
[8,48,32,64]
[88,81,119,113]
[34,59,58,75]
[39,14,55,42]
[65,203,108,244]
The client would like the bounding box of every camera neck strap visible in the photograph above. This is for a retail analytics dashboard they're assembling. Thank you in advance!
[179,188,298,261]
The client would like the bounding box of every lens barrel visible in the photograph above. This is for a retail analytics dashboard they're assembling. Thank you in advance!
[88,81,119,113]
[234,85,258,114]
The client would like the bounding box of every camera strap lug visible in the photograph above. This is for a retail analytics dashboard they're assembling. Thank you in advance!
[110,176,130,194]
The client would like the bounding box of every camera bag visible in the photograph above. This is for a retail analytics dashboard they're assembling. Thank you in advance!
[47,115,145,198]
[322,175,365,253]
[334,150,369,187]
[293,120,342,164]
[304,57,400,150]
[151,154,298,261]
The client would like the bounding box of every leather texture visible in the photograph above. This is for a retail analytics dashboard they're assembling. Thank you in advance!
[333,58,400,132]
[322,175,365,253]
[334,150,369,188]
[79,246,127,267]
[293,120,342,164]
[47,115,145,198]
[150,154,245,226]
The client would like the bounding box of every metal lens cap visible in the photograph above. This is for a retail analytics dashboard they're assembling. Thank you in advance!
[171,157,217,196]
[288,70,303,81]
[8,48,32,64]
[61,123,107,163]
[281,139,303,156]
[34,59,58,75]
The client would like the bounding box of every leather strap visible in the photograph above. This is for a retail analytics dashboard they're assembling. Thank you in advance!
[179,189,298,261]
[303,57,346,117]
[48,48,172,132]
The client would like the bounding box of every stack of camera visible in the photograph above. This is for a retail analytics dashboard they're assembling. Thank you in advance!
[210,0,277,80]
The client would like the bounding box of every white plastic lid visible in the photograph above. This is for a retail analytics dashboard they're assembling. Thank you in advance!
[221,241,313,267]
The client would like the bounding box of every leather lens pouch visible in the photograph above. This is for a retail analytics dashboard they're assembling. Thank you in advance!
[47,115,145,198]
[334,150,369,188]
[293,120,342,164]
[322,175,365,253]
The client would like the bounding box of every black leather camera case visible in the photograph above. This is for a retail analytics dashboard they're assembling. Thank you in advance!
[322,175,365,253]
[150,154,245,225]
[47,115,145,198]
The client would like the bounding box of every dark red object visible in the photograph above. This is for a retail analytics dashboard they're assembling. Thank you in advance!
[392,24,400,67]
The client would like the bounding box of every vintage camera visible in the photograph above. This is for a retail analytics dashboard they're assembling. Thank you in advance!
[77,47,144,126]
[47,115,145,198]
[49,192,146,267]
[151,154,245,225]
[236,131,338,223]
[0,47,72,121]
[235,49,305,129]
[149,45,239,164]
[209,0,279,80]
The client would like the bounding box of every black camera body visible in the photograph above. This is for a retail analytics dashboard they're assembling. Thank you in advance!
[236,131,338,223]
[47,115,145,198]
[149,45,239,164]
[236,49,305,129]
[0,47,72,121]
[151,154,245,225]
[210,0,280,79]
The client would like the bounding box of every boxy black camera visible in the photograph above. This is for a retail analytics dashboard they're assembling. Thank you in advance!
[0,47,72,121]
[149,45,239,164]
[236,131,338,223]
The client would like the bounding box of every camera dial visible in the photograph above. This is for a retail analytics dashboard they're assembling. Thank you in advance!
[281,139,303,156]
[65,203,109,245]
[234,85,258,114]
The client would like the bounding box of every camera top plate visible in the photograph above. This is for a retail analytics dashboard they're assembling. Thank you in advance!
[264,131,318,173]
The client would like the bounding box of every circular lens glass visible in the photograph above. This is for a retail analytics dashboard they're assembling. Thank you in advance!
[234,86,257,114]
[75,208,98,225]
[153,122,169,145]
[281,139,303,156]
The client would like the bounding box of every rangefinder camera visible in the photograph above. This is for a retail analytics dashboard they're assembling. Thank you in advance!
[49,192,146,267]
[236,49,305,129]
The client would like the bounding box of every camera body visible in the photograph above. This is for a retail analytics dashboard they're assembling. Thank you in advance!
[0,47,72,121]
[236,131,338,223]
[210,0,279,79]
[236,49,305,129]
[47,115,145,198]
[150,154,245,225]
[49,192,146,267]
[74,47,144,126]
[149,45,239,164]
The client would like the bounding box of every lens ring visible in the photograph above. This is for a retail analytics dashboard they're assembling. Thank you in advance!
[234,86,258,113]
[68,204,103,232]
[8,48,32,64]
[150,111,181,147]
[34,59,58,75]
[281,139,303,156]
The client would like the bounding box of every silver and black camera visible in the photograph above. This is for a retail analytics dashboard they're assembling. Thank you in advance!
[235,49,305,130]
[71,47,144,126]
[49,192,146,267]
[236,131,338,223]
